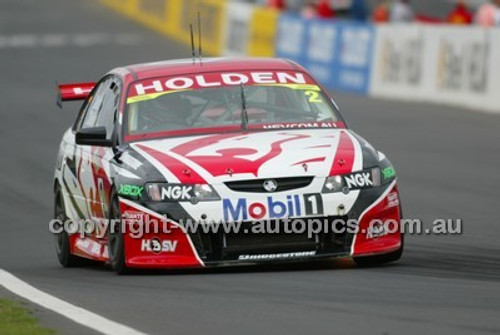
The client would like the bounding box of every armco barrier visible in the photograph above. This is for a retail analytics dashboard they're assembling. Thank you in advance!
[490,30,500,112]
[103,0,178,37]
[276,14,374,94]
[174,0,226,56]
[102,0,226,56]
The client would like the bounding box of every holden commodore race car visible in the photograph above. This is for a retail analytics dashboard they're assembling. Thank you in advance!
[53,57,403,274]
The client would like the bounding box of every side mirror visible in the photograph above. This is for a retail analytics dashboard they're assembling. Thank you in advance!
[76,127,112,147]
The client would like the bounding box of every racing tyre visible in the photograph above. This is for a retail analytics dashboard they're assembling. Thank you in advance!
[353,234,404,267]
[108,193,129,275]
[54,187,87,267]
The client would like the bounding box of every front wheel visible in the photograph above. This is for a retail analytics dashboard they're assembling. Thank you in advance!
[54,187,87,267]
[353,234,404,267]
[107,193,128,274]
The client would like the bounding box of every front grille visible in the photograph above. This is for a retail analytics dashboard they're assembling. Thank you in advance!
[190,216,351,262]
[225,177,314,193]
[224,226,315,254]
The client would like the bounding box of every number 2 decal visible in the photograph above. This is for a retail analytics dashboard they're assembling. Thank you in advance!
[305,90,322,103]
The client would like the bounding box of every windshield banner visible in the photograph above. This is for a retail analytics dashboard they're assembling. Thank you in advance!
[128,71,316,102]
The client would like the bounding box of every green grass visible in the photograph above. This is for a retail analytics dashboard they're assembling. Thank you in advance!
[0,299,55,335]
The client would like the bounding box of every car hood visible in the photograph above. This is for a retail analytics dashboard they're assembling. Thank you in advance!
[130,129,364,183]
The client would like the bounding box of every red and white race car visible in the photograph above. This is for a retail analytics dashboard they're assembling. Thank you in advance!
[53,58,403,274]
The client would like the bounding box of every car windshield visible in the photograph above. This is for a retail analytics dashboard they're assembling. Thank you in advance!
[124,71,342,141]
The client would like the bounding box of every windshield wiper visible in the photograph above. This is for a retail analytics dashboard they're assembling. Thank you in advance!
[239,83,248,130]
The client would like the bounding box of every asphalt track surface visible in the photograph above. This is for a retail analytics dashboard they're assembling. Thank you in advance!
[1,1,500,334]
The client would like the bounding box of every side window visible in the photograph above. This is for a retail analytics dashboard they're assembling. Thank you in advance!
[77,77,120,140]
[97,81,120,140]
[77,80,107,130]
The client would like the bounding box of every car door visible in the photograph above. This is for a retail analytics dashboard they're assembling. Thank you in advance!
[69,76,120,243]
[85,77,121,232]
[60,79,108,223]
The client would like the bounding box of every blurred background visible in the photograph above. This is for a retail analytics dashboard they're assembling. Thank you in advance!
[103,0,500,112]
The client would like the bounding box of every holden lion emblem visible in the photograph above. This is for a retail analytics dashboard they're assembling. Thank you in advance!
[263,179,278,192]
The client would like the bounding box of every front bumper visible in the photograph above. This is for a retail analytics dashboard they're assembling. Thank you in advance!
[119,181,402,269]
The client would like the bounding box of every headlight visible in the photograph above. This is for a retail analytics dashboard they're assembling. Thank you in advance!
[322,168,381,194]
[146,183,220,203]
[322,175,344,193]
[192,184,220,201]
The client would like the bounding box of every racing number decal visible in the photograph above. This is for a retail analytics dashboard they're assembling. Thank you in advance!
[305,91,321,103]
[303,193,324,216]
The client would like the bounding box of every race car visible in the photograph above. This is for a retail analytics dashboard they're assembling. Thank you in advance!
[53,57,403,274]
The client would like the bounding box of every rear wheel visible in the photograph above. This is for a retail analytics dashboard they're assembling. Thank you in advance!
[54,187,86,267]
[354,234,404,267]
[108,193,128,274]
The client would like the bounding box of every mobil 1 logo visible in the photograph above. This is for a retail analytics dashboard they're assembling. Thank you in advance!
[303,193,324,216]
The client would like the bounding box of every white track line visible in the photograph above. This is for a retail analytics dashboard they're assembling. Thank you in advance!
[0,33,142,49]
[0,269,147,335]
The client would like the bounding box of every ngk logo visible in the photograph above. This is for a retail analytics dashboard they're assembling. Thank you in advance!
[344,172,373,189]
[141,238,178,253]
[161,185,192,200]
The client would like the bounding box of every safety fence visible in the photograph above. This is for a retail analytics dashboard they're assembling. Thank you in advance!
[103,0,500,113]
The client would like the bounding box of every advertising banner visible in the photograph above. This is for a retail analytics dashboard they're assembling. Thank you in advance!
[336,22,375,93]
[247,7,279,57]
[424,26,499,112]
[370,25,427,100]
[277,16,374,94]
[224,2,254,56]
[303,19,339,89]
[276,13,307,65]
[370,24,500,112]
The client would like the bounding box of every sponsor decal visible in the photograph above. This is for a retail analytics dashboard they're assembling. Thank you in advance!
[141,237,178,253]
[223,194,324,221]
[161,185,192,201]
[366,222,388,239]
[382,166,396,179]
[344,172,373,189]
[75,238,102,257]
[261,122,340,129]
[387,192,399,208]
[146,183,219,202]
[122,211,146,220]
[119,184,144,197]
[238,251,316,260]
[128,71,312,101]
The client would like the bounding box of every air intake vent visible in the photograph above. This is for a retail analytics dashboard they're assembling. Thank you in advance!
[225,177,314,193]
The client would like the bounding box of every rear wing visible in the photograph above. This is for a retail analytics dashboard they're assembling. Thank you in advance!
[56,82,96,108]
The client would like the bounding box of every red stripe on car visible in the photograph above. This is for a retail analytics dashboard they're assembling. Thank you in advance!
[136,144,207,184]
[329,131,355,176]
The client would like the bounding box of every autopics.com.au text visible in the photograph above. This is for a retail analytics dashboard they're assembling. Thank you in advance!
[48,214,463,239]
